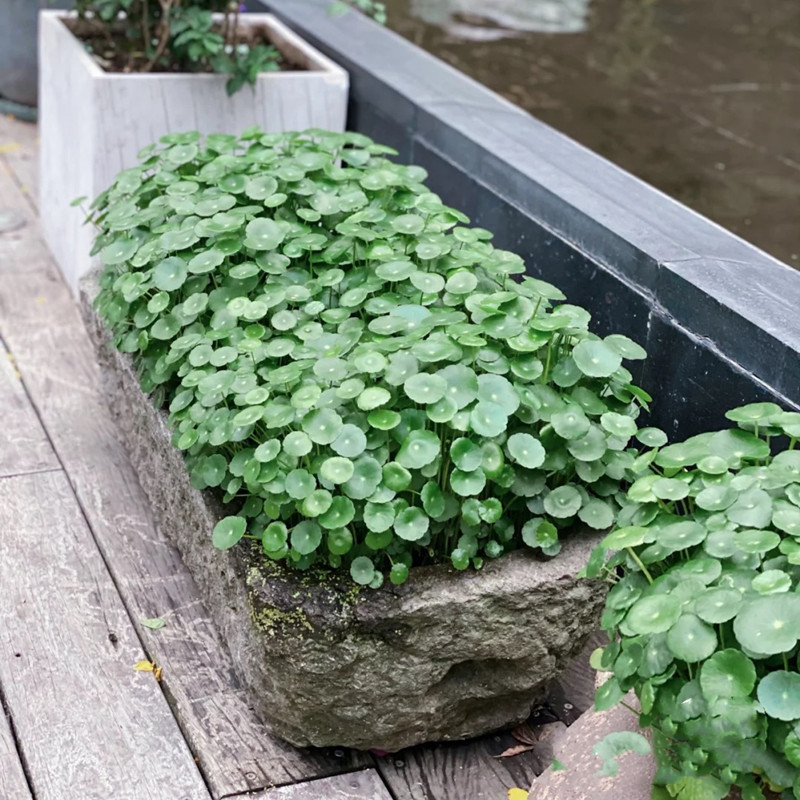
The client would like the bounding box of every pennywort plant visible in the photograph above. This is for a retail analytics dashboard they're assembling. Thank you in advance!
[90,128,654,588]
[586,403,800,799]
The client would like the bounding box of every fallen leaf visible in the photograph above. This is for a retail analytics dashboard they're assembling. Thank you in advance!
[496,742,537,759]
[140,617,166,630]
[134,659,155,672]
[154,665,163,682]
[0,142,21,154]
[508,789,529,800]
[511,723,540,746]
[552,759,566,771]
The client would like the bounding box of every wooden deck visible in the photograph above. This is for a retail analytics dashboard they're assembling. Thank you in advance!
[0,114,596,800]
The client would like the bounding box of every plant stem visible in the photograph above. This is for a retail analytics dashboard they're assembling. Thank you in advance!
[626,546,654,584]
[141,0,150,53]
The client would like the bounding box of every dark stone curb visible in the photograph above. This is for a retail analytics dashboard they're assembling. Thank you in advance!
[257,0,800,438]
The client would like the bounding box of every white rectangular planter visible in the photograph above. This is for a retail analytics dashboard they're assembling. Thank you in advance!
[39,11,348,294]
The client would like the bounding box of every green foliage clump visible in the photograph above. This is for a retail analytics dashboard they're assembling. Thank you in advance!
[74,1,283,95]
[90,128,653,587]
[585,403,800,799]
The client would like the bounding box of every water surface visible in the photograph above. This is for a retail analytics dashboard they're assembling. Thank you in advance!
[384,0,800,266]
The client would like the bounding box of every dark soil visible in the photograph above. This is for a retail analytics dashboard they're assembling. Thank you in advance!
[64,17,300,74]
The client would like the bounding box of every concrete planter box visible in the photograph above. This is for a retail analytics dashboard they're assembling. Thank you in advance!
[39,10,348,295]
[80,274,606,752]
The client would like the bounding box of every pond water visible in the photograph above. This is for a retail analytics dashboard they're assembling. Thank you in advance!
[383,0,800,266]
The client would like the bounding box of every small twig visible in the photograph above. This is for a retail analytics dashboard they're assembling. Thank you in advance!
[141,0,150,53]
[143,0,173,72]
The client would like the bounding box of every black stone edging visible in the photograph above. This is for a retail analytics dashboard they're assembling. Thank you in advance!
[255,0,800,437]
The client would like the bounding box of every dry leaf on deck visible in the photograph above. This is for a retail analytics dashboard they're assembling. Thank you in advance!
[496,742,537,759]
[511,723,540,746]
[508,789,529,800]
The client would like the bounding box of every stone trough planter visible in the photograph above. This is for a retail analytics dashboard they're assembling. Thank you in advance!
[39,10,349,296]
[80,274,606,751]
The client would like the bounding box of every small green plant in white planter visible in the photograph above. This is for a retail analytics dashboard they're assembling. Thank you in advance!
[39,3,348,294]
[84,128,659,750]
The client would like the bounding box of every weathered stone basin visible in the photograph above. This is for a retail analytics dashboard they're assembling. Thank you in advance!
[80,275,605,751]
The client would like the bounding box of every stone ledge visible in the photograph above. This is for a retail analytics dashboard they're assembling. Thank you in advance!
[80,275,606,752]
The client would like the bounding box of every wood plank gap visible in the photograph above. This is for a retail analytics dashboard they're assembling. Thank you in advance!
[0,471,211,800]
[0,268,371,797]
[0,466,63,481]
[0,113,39,211]
[219,769,394,800]
[0,687,35,800]
[0,334,61,477]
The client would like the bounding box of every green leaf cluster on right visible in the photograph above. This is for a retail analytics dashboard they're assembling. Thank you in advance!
[586,402,800,799]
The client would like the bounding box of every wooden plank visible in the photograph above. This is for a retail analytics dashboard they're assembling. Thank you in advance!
[0,336,60,478]
[0,273,370,793]
[0,112,38,209]
[0,471,210,800]
[0,699,33,800]
[376,730,546,800]
[545,630,607,726]
[227,770,393,800]
[0,157,50,275]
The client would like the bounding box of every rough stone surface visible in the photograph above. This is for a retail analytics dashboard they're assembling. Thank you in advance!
[529,684,654,800]
[80,275,607,751]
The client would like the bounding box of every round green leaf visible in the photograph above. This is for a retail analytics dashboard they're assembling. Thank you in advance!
[507,433,546,469]
[212,516,246,550]
[153,257,188,291]
[394,507,430,541]
[734,595,800,655]
[694,588,743,624]
[367,410,401,431]
[319,497,356,530]
[302,408,343,445]
[390,563,410,585]
[357,387,392,411]
[285,469,316,500]
[404,373,447,404]
[470,402,507,437]
[291,520,323,555]
[734,528,781,554]
[757,671,800,721]
[350,556,375,585]
[327,527,354,555]
[551,406,591,440]
[601,526,649,549]
[331,424,368,457]
[625,594,683,634]
[665,614,717,662]
[364,502,395,533]
[573,340,622,378]
[263,521,288,552]
[397,431,441,469]
[699,649,757,699]
[283,431,313,457]
[320,457,355,485]
[544,485,582,518]
[579,499,615,530]
[450,438,483,472]
[752,569,792,595]
[245,218,286,250]
[450,468,486,497]
[382,462,412,492]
